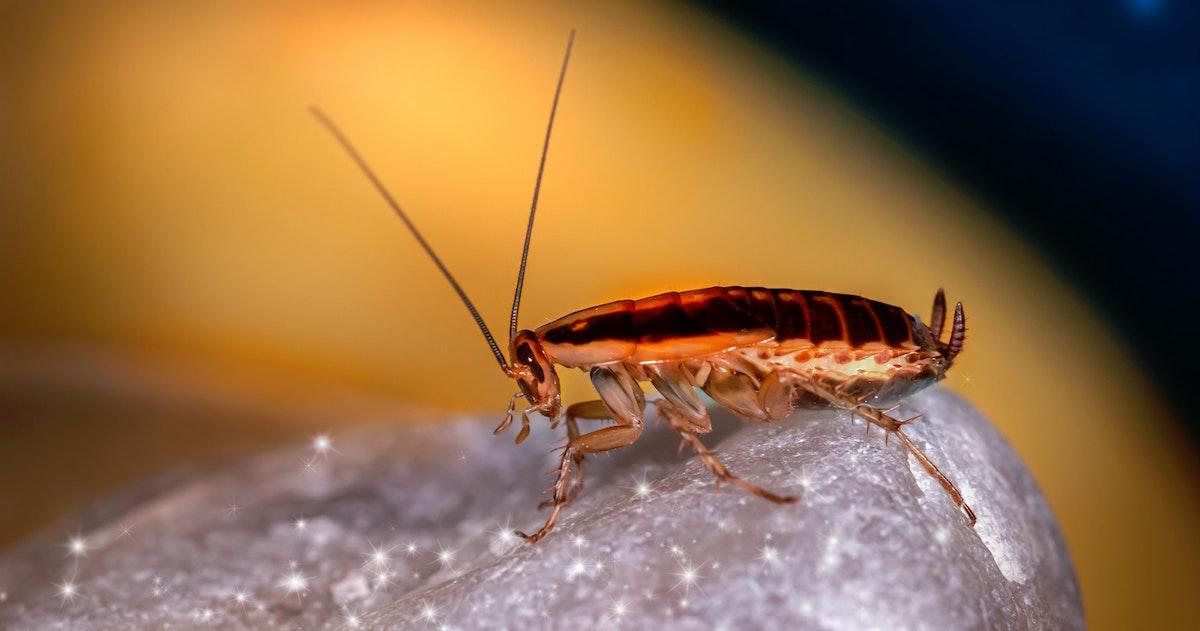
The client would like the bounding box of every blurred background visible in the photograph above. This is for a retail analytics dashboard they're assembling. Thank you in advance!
[0,1,1196,628]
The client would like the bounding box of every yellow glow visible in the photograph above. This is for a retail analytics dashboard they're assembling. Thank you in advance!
[1,2,1196,628]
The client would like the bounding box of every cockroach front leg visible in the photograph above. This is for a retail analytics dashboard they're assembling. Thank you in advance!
[536,400,612,510]
[654,400,797,505]
[800,378,976,527]
[518,366,645,543]
[518,421,643,542]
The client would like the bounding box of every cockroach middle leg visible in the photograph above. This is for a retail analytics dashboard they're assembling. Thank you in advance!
[654,400,797,505]
[799,378,976,526]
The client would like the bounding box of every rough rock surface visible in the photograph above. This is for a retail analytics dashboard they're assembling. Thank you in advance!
[0,388,1082,629]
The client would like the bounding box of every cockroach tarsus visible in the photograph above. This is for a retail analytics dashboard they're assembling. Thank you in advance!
[313,30,976,544]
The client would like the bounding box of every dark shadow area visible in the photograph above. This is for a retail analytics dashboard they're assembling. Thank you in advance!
[696,1,1200,432]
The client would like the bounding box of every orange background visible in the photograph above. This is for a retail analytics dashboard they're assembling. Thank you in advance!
[1,2,1197,628]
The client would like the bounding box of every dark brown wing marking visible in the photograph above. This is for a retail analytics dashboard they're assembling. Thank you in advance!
[540,301,634,346]
[805,293,845,343]
[842,296,886,346]
[772,289,811,341]
[540,287,918,352]
[679,289,765,335]
[747,287,781,333]
[632,292,710,344]
[873,302,915,347]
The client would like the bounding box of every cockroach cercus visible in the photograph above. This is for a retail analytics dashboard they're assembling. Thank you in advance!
[311,31,975,543]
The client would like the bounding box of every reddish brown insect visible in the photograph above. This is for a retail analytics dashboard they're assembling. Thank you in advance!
[313,31,975,543]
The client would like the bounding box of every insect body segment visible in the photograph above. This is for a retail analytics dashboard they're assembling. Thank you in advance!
[513,287,972,541]
[315,31,976,544]
[536,287,923,367]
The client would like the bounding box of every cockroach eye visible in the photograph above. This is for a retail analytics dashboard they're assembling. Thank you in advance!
[517,344,544,381]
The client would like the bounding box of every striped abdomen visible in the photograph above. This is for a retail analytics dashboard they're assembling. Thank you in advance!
[536,286,927,368]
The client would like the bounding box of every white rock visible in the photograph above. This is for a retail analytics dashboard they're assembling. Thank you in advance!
[0,388,1082,629]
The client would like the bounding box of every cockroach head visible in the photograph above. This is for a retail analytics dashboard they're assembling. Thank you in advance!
[508,330,561,418]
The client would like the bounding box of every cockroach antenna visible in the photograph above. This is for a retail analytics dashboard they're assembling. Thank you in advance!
[308,106,509,370]
[310,30,575,372]
[315,31,976,543]
[509,29,575,341]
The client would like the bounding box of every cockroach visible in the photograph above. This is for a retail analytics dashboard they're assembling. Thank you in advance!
[312,31,975,543]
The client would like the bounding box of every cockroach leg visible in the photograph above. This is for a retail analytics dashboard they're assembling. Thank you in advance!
[493,393,522,435]
[654,400,797,505]
[517,422,644,542]
[515,413,532,444]
[798,377,976,527]
[647,364,711,432]
[518,366,646,543]
[537,400,614,510]
[564,399,613,421]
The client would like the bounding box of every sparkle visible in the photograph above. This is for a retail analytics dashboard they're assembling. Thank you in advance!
[363,540,397,567]
[370,568,397,591]
[405,542,418,555]
[279,569,310,601]
[293,517,309,532]
[434,544,457,567]
[571,535,587,548]
[343,611,363,628]
[65,534,89,558]
[55,578,79,604]
[313,433,332,453]
[670,560,704,593]
[626,471,655,500]
[758,544,781,566]
[788,470,813,490]
[492,521,519,548]
[229,586,254,611]
[419,601,439,622]
[226,501,241,516]
[117,522,135,539]
[303,432,338,472]
[609,596,631,620]
[934,527,950,545]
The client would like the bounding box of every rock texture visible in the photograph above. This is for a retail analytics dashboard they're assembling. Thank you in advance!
[0,388,1082,629]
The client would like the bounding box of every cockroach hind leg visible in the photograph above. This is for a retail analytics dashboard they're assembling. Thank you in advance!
[892,426,976,527]
[799,379,975,527]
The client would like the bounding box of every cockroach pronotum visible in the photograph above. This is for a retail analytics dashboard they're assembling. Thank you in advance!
[312,31,975,543]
